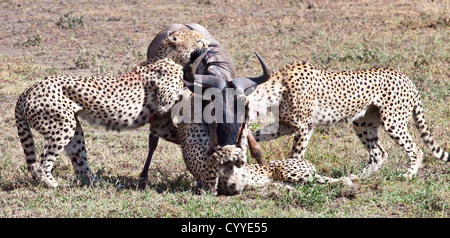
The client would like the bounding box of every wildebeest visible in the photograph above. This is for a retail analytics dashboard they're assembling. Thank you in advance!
[173,49,270,194]
[139,23,263,184]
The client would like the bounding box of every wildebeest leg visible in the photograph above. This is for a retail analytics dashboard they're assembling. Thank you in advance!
[247,133,263,165]
[139,133,159,186]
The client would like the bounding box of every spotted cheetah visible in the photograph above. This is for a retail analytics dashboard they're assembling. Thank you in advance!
[211,144,353,196]
[248,58,448,179]
[15,30,209,188]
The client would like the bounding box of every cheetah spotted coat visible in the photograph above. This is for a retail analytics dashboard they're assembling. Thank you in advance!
[248,60,448,179]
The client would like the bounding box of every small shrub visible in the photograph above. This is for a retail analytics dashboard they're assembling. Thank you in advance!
[56,12,84,29]
[13,35,42,48]
[72,48,113,74]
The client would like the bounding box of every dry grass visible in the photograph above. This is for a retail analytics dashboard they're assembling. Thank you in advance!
[0,0,449,218]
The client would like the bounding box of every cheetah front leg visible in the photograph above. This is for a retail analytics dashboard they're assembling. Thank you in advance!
[290,122,314,159]
[285,123,356,185]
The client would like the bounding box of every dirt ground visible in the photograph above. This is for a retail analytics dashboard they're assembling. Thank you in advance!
[1,0,446,74]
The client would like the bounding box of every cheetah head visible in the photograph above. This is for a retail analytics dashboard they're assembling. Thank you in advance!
[208,143,248,196]
[161,30,210,65]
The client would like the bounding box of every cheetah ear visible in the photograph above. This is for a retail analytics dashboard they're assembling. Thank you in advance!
[167,31,179,47]
[168,36,177,43]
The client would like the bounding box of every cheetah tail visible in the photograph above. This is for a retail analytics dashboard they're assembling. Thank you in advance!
[15,101,39,174]
[413,100,449,162]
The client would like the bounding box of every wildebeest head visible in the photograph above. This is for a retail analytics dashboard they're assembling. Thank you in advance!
[182,50,270,154]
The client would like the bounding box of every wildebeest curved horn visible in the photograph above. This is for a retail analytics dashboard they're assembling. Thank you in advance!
[231,51,270,95]
[182,49,227,92]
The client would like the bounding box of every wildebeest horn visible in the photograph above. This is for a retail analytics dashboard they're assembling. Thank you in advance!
[231,51,270,95]
[182,49,227,92]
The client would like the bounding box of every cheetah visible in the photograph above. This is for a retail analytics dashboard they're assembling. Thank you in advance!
[248,57,448,179]
[15,30,210,188]
[210,143,353,196]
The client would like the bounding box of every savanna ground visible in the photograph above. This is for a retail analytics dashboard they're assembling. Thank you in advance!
[0,0,449,218]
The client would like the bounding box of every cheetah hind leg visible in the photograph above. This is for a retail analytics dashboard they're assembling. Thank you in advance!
[34,134,74,188]
[16,106,65,187]
[352,105,388,179]
[382,110,424,179]
[64,119,100,186]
